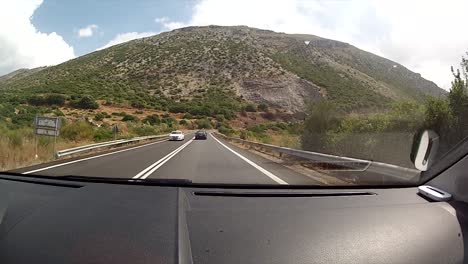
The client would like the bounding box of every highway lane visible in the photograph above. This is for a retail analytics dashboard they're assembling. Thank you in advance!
[21,135,195,178]
[147,133,319,184]
[18,132,319,185]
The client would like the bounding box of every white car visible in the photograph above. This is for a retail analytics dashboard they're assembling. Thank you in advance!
[169,130,185,141]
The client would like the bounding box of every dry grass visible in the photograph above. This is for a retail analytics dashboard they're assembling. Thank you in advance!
[61,103,190,126]
[268,133,301,149]
[0,137,91,171]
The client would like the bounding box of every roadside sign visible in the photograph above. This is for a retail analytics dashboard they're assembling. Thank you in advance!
[33,116,61,159]
[34,117,61,130]
[34,128,60,137]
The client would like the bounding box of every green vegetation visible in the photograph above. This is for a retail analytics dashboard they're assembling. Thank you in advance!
[244,104,257,112]
[61,121,94,142]
[70,96,99,109]
[129,124,157,136]
[93,127,114,141]
[423,62,468,154]
[216,121,301,147]
[143,114,160,125]
[94,112,109,121]
[27,94,66,106]
[218,125,235,136]
[300,55,468,166]
[0,26,451,171]
[122,114,139,122]
[162,116,177,127]
[195,118,212,129]
[182,113,193,119]
[272,52,392,111]
[244,122,302,145]
[258,103,269,112]
[165,88,241,119]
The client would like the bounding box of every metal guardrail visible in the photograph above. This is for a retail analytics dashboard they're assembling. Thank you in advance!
[213,132,420,180]
[56,135,168,158]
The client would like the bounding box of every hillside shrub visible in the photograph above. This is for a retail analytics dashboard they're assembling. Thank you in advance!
[258,103,269,112]
[54,110,65,116]
[196,118,212,129]
[61,121,94,141]
[162,116,177,127]
[218,126,235,136]
[182,113,193,119]
[122,114,139,122]
[143,114,160,125]
[27,94,66,106]
[94,112,106,121]
[131,125,157,136]
[70,96,99,109]
[93,128,113,141]
[244,104,257,112]
[46,94,66,106]
[261,111,276,120]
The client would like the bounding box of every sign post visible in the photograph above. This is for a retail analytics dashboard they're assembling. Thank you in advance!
[34,130,38,159]
[112,124,119,140]
[34,117,61,159]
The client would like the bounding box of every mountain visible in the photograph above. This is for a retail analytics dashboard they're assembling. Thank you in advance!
[0,26,445,113]
[0,67,46,82]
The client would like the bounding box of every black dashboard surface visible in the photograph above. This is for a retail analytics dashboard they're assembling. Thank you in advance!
[0,175,465,264]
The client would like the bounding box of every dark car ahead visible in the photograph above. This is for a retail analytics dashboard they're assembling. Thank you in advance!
[195,130,208,140]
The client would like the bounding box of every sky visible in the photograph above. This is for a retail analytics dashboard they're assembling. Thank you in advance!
[1,0,468,90]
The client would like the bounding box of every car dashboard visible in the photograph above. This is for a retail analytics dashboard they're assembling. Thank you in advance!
[0,174,466,264]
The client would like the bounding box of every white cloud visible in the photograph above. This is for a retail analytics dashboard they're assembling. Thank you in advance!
[98,17,184,50]
[98,32,156,50]
[78,24,98,38]
[0,0,75,76]
[159,0,468,89]
[97,17,187,50]
[155,16,187,31]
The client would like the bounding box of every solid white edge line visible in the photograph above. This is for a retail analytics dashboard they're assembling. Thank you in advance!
[133,138,193,179]
[210,133,288,185]
[23,139,168,174]
[139,138,194,179]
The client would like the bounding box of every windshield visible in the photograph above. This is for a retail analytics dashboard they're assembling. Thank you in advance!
[1,1,467,186]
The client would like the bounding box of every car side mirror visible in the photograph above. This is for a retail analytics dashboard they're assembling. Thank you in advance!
[410,129,439,171]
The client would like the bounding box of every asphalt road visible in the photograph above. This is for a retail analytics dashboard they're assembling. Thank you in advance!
[18,133,319,185]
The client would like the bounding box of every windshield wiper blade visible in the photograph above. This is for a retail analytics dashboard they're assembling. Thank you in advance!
[130,178,192,184]
[57,175,192,184]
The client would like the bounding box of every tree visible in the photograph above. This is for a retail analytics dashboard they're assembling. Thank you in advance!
[122,114,139,122]
[143,114,160,125]
[448,63,468,138]
[424,98,452,134]
[94,112,106,121]
[244,104,257,112]
[195,118,212,129]
[71,96,99,109]
[258,103,269,112]
[301,101,339,152]
[423,55,468,154]
[45,94,66,106]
